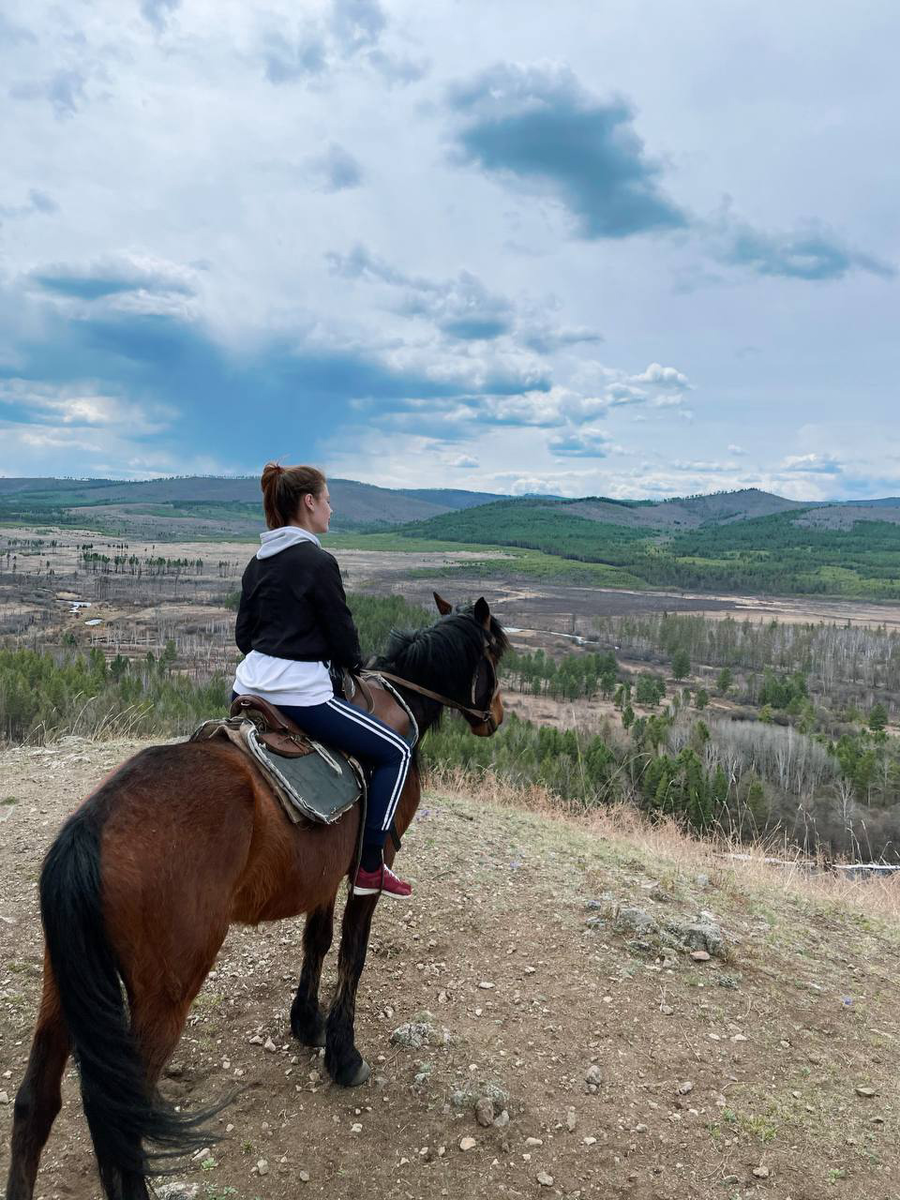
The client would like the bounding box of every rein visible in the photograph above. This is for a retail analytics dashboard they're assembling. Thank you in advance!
[366,638,500,732]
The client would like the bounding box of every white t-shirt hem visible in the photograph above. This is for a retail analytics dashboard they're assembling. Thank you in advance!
[233,650,333,707]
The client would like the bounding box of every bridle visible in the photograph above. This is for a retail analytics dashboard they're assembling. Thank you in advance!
[371,633,501,734]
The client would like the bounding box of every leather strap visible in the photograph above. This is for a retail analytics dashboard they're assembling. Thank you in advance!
[372,668,498,731]
[353,672,376,714]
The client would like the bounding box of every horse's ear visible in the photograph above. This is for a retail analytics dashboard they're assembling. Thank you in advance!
[473,596,491,630]
[433,591,453,616]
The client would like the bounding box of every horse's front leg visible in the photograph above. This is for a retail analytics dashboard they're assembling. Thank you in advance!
[324,891,379,1086]
[290,899,336,1047]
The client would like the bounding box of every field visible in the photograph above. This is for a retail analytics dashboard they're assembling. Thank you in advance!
[7,524,900,671]
[1,739,899,1199]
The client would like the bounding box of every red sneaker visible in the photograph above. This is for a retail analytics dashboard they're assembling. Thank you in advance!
[353,863,412,899]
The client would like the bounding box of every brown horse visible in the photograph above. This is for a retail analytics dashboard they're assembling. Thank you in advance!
[5,594,508,1200]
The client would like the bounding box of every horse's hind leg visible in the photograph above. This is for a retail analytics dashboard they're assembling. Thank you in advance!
[5,961,70,1200]
[105,927,229,1200]
[290,899,336,1047]
[324,892,379,1087]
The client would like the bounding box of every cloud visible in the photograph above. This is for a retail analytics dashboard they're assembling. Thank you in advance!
[487,468,601,497]
[630,362,691,389]
[262,27,329,83]
[780,452,843,475]
[330,0,386,54]
[600,382,647,407]
[713,215,896,282]
[670,458,737,473]
[327,244,515,340]
[558,366,693,418]
[9,69,88,119]
[446,64,893,282]
[29,189,58,214]
[447,63,687,239]
[0,189,59,221]
[140,0,180,32]
[29,255,198,302]
[0,269,559,472]
[306,143,364,192]
[260,0,424,88]
[366,49,429,86]
[0,13,36,45]
[520,322,602,354]
[549,427,613,457]
[327,243,603,348]
[446,453,479,468]
[412,272,513,340]
[478,390,560,427]
[0,379,175,435]
[728,444,746,456]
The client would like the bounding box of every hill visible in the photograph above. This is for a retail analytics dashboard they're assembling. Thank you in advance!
[563,489,808,531]
[380,495,900,599]
[5,477,900,598]
[0,476,510,538]
[0,737,897,1199]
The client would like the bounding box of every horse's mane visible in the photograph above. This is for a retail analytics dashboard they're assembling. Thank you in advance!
[373,609,509,703]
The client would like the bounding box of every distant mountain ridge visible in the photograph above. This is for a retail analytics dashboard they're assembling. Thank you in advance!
[0,474,512,536]
[1,477,898,539]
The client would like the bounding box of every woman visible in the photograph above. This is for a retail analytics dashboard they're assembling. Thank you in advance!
[233,462,412,899]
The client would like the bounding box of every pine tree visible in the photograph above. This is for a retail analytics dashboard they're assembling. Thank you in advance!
[671,649,690,681]
[869,703,888,732]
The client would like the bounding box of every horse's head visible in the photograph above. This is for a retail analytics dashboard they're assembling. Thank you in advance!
[433,591,508,736]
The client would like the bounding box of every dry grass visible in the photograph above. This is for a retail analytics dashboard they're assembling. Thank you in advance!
[426,763,900,927]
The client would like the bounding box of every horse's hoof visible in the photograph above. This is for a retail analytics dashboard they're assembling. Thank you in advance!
[347,1059,371,1087]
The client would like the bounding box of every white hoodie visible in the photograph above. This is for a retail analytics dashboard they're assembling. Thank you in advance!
[256,525,320,558]
[233,525,333,706]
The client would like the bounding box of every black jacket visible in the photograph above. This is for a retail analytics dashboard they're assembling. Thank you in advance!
[235,542,363,670]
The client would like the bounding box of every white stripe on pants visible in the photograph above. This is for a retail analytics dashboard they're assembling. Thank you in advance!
[324,698,412,832]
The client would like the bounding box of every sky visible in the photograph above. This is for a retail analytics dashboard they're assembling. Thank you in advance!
[1,0,898,501]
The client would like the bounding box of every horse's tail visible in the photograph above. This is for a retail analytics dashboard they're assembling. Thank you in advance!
[40,802,214,1199]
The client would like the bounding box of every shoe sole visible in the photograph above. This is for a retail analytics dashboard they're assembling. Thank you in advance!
[352,885,411,899]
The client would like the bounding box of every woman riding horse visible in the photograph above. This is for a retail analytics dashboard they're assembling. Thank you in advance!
[5,543,507,1200]
[233,462,412,899]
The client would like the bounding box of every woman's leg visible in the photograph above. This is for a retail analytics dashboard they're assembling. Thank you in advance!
[278,698,413,857]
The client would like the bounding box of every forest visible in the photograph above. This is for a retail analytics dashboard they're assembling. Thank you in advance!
[386,502,900,599]
[3,588,900,863]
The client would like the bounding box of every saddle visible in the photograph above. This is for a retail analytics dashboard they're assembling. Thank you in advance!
[189,673,417,828]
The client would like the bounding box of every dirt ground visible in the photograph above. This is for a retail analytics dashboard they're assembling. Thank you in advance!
[2,739,899,1200]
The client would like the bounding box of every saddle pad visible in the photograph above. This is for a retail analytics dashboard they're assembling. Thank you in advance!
[190,717,365,825]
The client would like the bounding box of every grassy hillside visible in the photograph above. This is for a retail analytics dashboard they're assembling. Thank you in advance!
[381,502,900,598]
[5,476,900,598]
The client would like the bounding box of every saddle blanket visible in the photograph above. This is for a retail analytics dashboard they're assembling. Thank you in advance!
[190,715,365,825]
